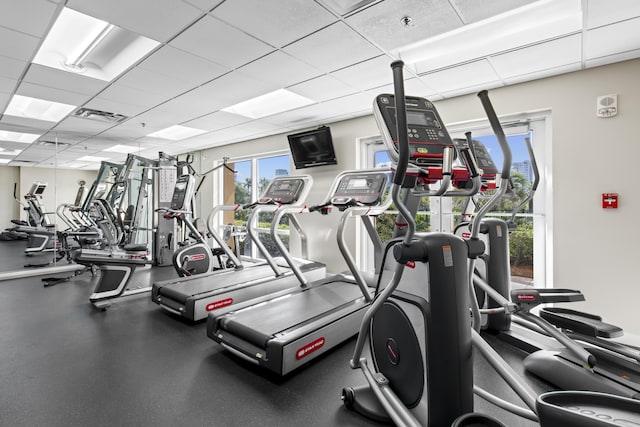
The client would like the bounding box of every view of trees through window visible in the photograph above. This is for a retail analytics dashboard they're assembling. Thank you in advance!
[226,155,291,258]
[371,132,536,281]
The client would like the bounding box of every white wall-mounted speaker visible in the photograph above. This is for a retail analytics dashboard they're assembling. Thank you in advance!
[596,94,618,118]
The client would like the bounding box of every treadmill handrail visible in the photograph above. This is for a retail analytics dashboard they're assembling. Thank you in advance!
[206,204,245,268]
[245,175,314,278]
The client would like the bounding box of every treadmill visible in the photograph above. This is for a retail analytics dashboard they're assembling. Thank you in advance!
[207,168,392,375]
[151,175,326,321]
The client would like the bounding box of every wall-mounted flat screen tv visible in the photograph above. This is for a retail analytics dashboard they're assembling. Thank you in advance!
[287,126,337,169]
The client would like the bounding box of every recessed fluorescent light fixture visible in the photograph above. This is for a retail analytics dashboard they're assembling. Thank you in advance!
[4,95,76,122]
[222,89,315,119]
[0,130,42,143]
[147,125,207,141]
[397,0,581,68]
[103,144,140,154]
[0,158,12,164]
[33,7,160,81]
[77,155,109,162]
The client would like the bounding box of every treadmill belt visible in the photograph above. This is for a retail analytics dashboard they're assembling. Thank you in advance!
[157,264,287,304]
[221,280,364,348]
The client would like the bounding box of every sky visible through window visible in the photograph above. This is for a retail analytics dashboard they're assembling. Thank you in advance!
[233,155,291,186]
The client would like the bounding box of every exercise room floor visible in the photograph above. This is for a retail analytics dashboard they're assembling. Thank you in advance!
[0,240,550,426]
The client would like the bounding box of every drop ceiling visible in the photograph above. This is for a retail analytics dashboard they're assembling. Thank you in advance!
[0,0,639,169]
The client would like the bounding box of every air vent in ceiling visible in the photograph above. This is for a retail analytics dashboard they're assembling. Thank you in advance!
[72,108,129,124]
[38,140,70,148]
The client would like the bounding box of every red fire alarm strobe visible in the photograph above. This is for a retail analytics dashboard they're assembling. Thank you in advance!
[602,193,618,209]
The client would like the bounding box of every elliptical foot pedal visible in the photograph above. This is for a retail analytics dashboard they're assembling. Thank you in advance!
[540,307,623,339]
[537,391,640,426]
[91,300,112,311]
[341,385,392,423]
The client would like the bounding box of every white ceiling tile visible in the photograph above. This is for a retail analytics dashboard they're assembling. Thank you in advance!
[0,76,16,94]
[346,0,463,51]
[330,55,393,91]
[288,74,358,103]
[586,0,640,29]
[277,92,371,124]
[450,0,538,24]
[585,17,640,60]
[132,108,204,131]
[22,64,108,97]
[0,55,27,80]
[212,0,337,48]
[98,83,169,110]
[0,92,10,112]
[502,63,582,86]
[115,67,195,100]
[182,111,252,132]
[158,72,279,115]
[182,0,223,12]
[362,77,439,102]
[137,45,229,88]
[283,22,383,73]
[237,51,323,88]
[440,81,504,99]
[0,27,40,62]
[99,121,158,140]
[54,116,116,134]
[206,121,283,146]
[16,81,88,106]
[585,49,640,68]
[0,0,58,37]
[419,60,500,94]
[490,35,582,79]
[170,15,274,68]
[0,115,58,132]
[67,0,203,42]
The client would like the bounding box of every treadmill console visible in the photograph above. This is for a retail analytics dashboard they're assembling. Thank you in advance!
[170,174,195,211]
[468,139,498,178]
[374,94,454,166]
[331,172,388,207]
[259,178,305,205]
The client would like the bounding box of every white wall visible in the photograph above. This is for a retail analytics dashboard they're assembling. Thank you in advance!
[10,167,97,228]
[193,58,640,335]
[437,58,640,335]
[0,166,21,228]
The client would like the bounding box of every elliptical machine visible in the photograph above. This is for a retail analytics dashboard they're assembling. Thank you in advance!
[342,60,483,426]
[342,60,640,427]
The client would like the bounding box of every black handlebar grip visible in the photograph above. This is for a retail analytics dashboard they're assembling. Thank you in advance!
[477,90,511,180]
[391,60,409,186]
[460,148,480,178]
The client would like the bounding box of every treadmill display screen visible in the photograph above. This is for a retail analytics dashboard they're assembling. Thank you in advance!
[347,179,368,189]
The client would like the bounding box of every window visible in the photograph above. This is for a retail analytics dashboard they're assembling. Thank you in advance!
[361,112,550,287]
[220,153,291,259]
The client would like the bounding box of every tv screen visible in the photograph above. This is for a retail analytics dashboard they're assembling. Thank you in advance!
[287,126,337,169]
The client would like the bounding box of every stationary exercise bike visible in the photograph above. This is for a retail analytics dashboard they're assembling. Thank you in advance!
[157,174,234,277]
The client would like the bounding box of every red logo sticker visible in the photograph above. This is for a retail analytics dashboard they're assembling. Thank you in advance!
[296,337,325,360]
[206,298,233,311]
[188,253,206,261]
[516,294,536,301]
